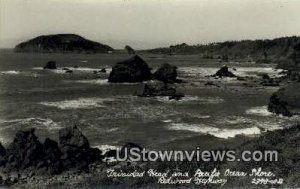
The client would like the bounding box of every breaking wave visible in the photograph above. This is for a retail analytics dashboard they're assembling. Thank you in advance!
[39,97,114,110]
[0,117,61,130]
[1,70,20,75]
[168,123,261,139]
[246,106,273,116]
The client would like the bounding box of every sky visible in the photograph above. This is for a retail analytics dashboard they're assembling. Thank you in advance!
[0,0,300,49]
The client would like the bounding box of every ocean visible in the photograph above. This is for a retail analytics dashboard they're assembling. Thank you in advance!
[0,50,298,152]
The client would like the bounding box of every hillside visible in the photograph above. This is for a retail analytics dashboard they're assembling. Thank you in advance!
[14,34,114,53]
[148,36,300,69]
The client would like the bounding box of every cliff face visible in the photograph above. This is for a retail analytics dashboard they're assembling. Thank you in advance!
[14,34,114,53]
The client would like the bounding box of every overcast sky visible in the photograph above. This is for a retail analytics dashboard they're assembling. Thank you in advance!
[1,0,300,49]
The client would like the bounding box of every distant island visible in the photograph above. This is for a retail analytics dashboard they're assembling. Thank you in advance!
[14,34,114,53]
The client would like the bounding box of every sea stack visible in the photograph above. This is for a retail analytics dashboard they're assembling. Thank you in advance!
[108,55,152,83]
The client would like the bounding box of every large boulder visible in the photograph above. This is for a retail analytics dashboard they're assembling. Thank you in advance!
[6,129,45,169]
[43,61,57,69]
[213,65,236,78]
[139,81,184,100]
[108,55,152,83]
[153,63,178,83]
[58,126,101,169]
[268,83,300,116]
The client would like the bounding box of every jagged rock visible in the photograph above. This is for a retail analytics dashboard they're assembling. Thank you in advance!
[153,64,178,83]
[43,61,57,69]
[59,126,90,149]
[125,45,135,54]
[108,55,152,83]
[6,129,45,169]
[59,126,101,169]
[212,65,236,78]
[268,84,300,116]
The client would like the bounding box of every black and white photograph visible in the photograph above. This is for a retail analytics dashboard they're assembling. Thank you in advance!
[0,0,300,188]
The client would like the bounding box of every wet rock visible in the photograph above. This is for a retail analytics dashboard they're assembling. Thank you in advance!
[104,150,117,158]
[286,70,300,82]
[59,126,101,170]
[236,77,246,81]
[6,129,45,169]
[153,64,178,83]
[205,81,220,87]
[261,73,270,80]
[268,83,300,116]
[43,138,61,161]
[43,61,57,69]
[108,55,152,83]
[268,93,292,117]
[65,70,73,74]
[139,81,176,97]
[0,143,6,157]
[261,78,280,86]
[139,81,185,100]
[212,65,236,78]
[169,93,185,101]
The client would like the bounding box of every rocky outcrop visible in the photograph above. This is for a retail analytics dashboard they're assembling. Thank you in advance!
[268,83,300,116]
[0,143,6,166]
[108,55,152,83]
[153,64,178,83]
[139,81,184,100]
[5,129,45,170]
[58,126,101,170]
[260,74,280,86]
[212,65,236,78]
[268,93,292,117]
[14,34,114,53]
[2,126,102,176]
[44,61,57,69]
[125,45,135,54]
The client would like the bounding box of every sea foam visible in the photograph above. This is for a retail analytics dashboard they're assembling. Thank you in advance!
[246,106,273,116]
[39,97,114,110]
[168,123,261,139]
